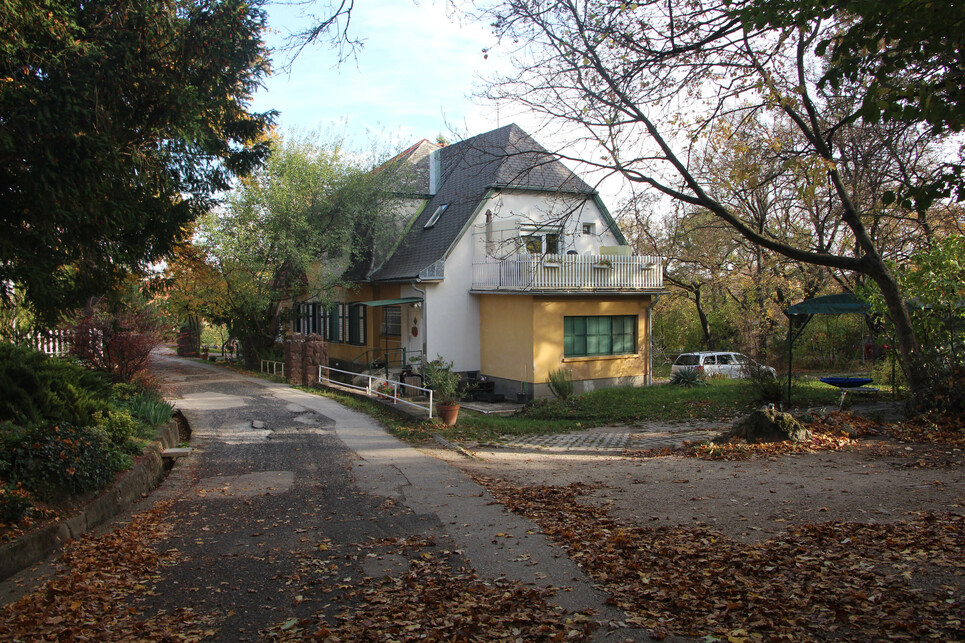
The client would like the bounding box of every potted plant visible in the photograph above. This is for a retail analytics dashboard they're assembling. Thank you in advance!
[375,380,395,400]
[423,356,463,426]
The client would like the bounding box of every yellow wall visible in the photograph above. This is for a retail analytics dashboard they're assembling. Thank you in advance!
[534,297,649,383]
[479,295,535,382]
[480,294,651,385]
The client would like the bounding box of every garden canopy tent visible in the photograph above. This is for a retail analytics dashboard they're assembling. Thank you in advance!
[786,294,871,403]
[788,293,870,317]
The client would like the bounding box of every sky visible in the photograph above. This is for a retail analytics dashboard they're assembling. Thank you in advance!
[249,0,630,206]
[251,0,513,153]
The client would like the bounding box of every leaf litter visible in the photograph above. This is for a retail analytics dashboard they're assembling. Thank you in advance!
[473,476,965,642]
[0,499,218,641]
[262,535,598,642]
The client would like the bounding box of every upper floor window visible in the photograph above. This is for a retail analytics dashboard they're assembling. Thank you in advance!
[521,231,560,255]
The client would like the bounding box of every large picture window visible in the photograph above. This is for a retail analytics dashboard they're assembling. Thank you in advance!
[564,315,636,357]
[520,230,560,255]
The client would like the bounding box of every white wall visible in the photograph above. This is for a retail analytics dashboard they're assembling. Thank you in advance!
[413,189,624,374]
[423,228,482,373]
[474,190,622,257]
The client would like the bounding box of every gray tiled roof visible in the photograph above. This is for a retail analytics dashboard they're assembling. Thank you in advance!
[369,124,596,282]
[381,139,440,196]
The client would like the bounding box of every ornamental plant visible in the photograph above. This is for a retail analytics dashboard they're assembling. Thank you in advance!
[422,356,464,405]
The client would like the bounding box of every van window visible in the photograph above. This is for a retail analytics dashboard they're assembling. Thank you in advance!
[674,354,699,366]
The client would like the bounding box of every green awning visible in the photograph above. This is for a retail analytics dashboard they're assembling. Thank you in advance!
[788,293,869,316]
[360,297,422,307]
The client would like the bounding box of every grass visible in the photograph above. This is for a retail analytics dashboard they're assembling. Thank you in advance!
[215,358,848,444]
[291,372,845,445]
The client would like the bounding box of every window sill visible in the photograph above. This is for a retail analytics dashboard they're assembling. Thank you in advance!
[562,353,638,362]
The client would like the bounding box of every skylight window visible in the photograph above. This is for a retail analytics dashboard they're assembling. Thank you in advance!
[424,203,449,229]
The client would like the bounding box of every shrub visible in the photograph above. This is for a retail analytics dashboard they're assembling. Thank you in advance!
[0,483,32,524]
[93,408,141,445]
[670,368,706,388]
[8,423,122,500]
[0,343,112,426]
[743,362,783,404]
[547,368,574,400]
[69,303,164,381]
[422,356,463,405]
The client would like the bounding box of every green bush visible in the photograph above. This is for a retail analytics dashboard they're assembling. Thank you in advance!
[0,483,32,524]
[9,423,122,500]
[547,368,574,400]
[0,343,113,426]
[93,408,141,445]
[743,363,783,404]
[423,356,463,405]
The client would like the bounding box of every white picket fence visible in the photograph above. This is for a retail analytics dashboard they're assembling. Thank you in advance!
[31,329,74,357]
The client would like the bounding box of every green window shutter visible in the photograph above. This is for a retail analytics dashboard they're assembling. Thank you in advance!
[348,304,367,346]
[293,304,303,334]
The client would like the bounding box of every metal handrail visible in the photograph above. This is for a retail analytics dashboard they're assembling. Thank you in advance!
[350,347,411,371]
[261,360,285,377]
[317,364,433,419]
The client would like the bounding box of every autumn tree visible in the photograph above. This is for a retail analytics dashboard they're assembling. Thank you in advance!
[172,133,397,368]
[739,0,965,207]
[478,0,960,405]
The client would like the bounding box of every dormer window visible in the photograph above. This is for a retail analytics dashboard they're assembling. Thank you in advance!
[424,203,449,229]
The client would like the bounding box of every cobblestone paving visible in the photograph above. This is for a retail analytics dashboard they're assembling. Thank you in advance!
[488,424,725,453]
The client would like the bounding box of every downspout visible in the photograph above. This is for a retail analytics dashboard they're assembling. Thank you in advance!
[411,280,427,372]
[647,294,658,386]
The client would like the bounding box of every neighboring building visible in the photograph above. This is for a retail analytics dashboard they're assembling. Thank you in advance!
[290,124,664,399]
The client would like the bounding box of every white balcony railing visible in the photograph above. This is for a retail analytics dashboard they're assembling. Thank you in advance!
[472,253,663,291]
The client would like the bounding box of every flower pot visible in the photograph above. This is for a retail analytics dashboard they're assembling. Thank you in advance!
[436,403,460,427]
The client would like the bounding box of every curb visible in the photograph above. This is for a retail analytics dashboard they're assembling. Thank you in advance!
[0,419,184,582]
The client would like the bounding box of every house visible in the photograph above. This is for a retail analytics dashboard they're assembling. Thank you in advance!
[291,124,664,399]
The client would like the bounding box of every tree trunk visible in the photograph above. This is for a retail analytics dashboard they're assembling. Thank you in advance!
[867,258,929,404]
[694,289,714,349]
[242,335,260,370]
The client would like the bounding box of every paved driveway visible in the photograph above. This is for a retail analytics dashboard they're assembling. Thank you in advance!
[140,354,652,641]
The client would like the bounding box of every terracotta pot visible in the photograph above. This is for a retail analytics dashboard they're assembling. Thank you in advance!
[436,403,460,427]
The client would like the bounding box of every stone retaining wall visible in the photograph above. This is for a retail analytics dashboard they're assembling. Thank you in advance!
[0,420,183,582]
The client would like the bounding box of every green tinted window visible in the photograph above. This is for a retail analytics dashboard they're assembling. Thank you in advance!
[564,315,636,357]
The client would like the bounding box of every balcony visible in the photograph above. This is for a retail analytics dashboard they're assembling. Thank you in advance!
[471,253,663,292]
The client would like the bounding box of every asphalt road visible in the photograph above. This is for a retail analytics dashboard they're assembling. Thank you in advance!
[139,354,651,641]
